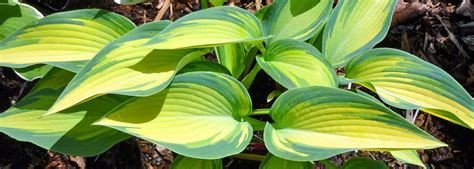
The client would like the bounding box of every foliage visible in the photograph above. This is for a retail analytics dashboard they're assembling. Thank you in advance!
[0,0,473,168]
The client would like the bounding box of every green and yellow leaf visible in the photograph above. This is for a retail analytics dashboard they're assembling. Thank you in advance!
[46,21,207,115]
[96,72,253,159]
[216,43,246,78]
[256,39,337,89]
[0,68,130,156]
[264,86,446,161]
[142,6,265,49]
[345,48,474,129]
[323,0,396,67]
[261,0,333,43]
[390,150,426,168]
[0,9,135,72]
[13,64,53,81]
[259,154,313,169]
[0,2,42,40]
[171,155,222,169]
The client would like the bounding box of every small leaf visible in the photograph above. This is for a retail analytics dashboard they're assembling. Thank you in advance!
[143,6,266,49]
[178,61,231,75]
[390,150,426,168]
[216,43,246,78]
[47,21,206,115]
[266,90,282,103]
[96,72,253,159]
[323,0,396,67]
[171,155,222,169]
[264,86,446,161]
[261,0,332,42]
[0,2,42,40]
[0,9,135,72]
[256,39,337,89]
[345,48,474,129]
[0,68,130,156]
[342,157,388,169]
[259,153,313,169]
[13,64,53,81]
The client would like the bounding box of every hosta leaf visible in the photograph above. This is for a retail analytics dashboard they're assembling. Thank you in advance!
[0,9,135,72]
[341,157,388,169]
[96,72,253,159]
[13,64,53,81]
[261,0,333,43]
[0,68,130,156]
[390,150,426,168]
[345,48,474,129]
[171,155,222,169]
[216,43,246,78]
[143,6,265,49]
[46,21,207,115]
[323,0,396,67]
[0,2,42,40]
[178,61,231,75]
[264,86,446,161]
[259,154,313,169]
[256,39,337,89]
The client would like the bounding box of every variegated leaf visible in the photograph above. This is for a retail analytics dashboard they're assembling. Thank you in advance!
[261,0,333,43]
[142,6,266,49]
[96,72,253,159]
[0,9,135,72]
[264,86,446,161]
[345,48,474,129]
[323,0,396,67]
[0,68,130,156]
[256,39,337,89]
[46,21,207,115]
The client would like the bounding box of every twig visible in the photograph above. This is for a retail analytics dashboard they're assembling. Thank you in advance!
[435,14,471,59]
[154,0,171,21]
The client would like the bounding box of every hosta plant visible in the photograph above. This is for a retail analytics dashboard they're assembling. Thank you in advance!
[1,0,473,168]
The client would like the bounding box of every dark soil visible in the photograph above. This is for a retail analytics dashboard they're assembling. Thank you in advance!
[1,0,473,168]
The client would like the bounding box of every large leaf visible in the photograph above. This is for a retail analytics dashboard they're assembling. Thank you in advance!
[341,157,388,169]
[323,0,396,67]
[46,21,208,115]
[259,154,313,169]
[345,48,474,129]
[96,72,253,159]
[142,6,265,49]
[171,155,222,169]
[264,86,446,161]
[390,150,426,168]
[216,43,246,78]
[256,39,337,89]
[0,2,42,40]
[0,9,135,72]
[0,68,130,156]
[261,0,333,43]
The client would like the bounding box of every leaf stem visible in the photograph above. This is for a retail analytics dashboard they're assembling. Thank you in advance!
[256,43,266,53]
[252,109,270,115]
[201,0,208,9]
[231,153,266,161]
[241,63,262,89]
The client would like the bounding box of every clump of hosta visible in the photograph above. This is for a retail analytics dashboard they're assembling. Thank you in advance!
[0,0,472,168]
